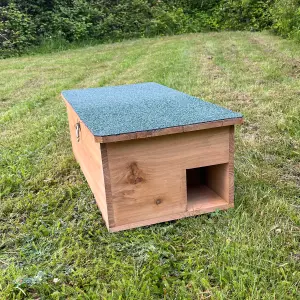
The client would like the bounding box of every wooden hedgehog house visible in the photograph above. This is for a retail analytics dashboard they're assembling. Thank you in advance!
[62,83,243,232]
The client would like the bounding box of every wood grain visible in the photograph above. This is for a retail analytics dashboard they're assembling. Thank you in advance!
[229,125,235,204]
[65,100,109,225]
[186,185,227,212]
[109,201,234,232]
[205,163,229,203]
[100,144,115,227]
[106,127,231,227]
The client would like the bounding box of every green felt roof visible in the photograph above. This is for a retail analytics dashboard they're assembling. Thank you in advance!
[62,82,242,137]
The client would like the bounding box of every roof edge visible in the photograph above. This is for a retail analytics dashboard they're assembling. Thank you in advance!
[94,117,243,143]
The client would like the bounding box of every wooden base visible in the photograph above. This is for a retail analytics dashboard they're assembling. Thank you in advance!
[187,185,228,212]
[110,184,232,232]
[109,196,233,232]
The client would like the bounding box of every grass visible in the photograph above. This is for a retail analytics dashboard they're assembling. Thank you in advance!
[0,31,299,299]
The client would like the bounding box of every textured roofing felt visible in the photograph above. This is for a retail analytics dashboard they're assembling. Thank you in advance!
[62,82,242,137]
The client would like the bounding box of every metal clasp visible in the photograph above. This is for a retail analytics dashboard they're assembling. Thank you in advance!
[75,122,81,142]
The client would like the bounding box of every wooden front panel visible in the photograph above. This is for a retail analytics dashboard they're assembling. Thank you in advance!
[65,102,108,225]
[106,127,230,226]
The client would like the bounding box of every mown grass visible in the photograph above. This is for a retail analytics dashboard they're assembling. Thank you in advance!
[0,32,299,299]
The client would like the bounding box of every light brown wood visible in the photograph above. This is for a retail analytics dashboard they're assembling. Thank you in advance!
[109,201,234,232]
[229,125,235,204]
[100,144,115,227]
[186,185,227,212]
[206,163,229,203]
[65,100,109,225]
[95,118,243,143]
[106,127,231,228]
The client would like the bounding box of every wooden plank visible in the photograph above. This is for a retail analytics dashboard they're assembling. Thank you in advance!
[106,127,230,227]
[229,125,235,204]
[65,100,109,225]
[100,144,115,227]
[205,163,229,203]
[109,201,234,232]
[95,118,243,143]
[187,185,228,211]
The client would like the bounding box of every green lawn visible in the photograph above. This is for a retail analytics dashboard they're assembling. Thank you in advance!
[0,32,299,299]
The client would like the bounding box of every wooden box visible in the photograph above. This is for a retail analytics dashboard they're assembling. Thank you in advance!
[62,83,243,232]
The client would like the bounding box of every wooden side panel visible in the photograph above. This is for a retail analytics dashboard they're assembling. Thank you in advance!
[100,144,115,227]
[65,102,108,225]
[106,127,230,226]
[205,126,234,204]
[206,163,229,203]
[229,125,235,204]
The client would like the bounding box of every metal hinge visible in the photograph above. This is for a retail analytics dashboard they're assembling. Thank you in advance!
[75,122,81,142]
